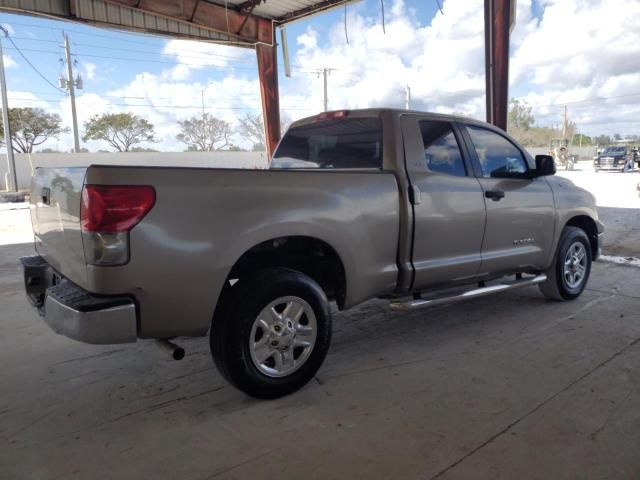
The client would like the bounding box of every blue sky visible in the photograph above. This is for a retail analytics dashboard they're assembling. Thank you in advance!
[1,0,638,151]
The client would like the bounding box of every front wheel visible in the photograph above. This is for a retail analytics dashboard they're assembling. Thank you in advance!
[211,268,332,399]
[539,226,592,301]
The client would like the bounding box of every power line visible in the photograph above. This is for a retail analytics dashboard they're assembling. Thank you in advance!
[6,96,310,111]
[3,45,320,75]
[525,92,640,109]
[3,34,66,93]
[7,34,257,64]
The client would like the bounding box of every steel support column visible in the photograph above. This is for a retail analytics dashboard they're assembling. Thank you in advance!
[484,0,513,131]
[257,37,280,159]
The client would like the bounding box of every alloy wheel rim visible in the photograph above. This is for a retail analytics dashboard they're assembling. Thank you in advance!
[563,242,587,290]
[249,296,317,378]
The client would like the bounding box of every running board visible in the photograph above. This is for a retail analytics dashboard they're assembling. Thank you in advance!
[389,274,547,311]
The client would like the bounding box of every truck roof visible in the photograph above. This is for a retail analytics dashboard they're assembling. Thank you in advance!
[289,108,491,130]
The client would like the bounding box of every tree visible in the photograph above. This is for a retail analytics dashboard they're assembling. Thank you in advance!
[237,112,293,151]
[130,146,159,152]
[507,99,535,131]
[176,113,231,151]
[572,134,592,146]
[238,112,265,151]
[83,112,156,152]
[593,134,611,145]
[37,148,63,153]
[0,108,66,153]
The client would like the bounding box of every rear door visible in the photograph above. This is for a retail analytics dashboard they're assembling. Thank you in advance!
[459,124,555,274]
[401,115,486,289]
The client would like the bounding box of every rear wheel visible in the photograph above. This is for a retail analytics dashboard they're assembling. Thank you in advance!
[539,226,592,301]
[211,268,332,399]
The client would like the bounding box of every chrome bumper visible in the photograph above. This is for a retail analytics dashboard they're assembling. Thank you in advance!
[21,256,137,344]
[44,295,137,344]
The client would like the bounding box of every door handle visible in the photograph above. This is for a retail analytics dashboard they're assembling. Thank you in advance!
[485,189,505,201]
[41,187,50,206]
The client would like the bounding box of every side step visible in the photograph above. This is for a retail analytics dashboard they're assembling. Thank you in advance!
[389,274,547,311]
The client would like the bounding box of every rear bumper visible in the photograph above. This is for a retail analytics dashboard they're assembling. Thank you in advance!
[20,255,137,344]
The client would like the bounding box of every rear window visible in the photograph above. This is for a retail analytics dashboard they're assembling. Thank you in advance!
[271,117,383,169]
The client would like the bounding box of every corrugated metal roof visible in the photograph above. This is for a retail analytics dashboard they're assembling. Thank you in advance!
[0,0,240,43]
[0,0,357,44]
[74,0,236,42]
[211,0,355,22]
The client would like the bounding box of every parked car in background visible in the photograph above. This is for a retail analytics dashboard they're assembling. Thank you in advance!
[21,109,604,398]
[594,146,634,172]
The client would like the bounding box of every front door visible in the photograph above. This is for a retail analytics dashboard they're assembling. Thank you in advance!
[460,124,556,274]
[401,115,486,290]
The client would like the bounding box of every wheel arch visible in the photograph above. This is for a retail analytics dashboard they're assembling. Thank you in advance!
[565,215,599,259]
[213,236,347,326]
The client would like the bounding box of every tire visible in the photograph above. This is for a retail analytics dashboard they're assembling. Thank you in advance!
[211,268,332,399]
[539,226,592,301]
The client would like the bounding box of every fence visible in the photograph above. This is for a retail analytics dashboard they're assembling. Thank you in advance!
[1,151,269,190]
[2,146,599,191]
[526,146,597,160]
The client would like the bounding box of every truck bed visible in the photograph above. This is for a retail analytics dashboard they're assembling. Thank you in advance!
[30,165,401,338]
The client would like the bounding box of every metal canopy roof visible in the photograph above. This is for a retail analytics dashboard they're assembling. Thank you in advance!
[208,0,356,23]
[0,0,357,46]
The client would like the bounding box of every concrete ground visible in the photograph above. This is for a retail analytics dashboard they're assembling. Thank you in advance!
[1,165,640,479]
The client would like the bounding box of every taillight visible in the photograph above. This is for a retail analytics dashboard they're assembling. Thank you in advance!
[80,185,155,266]
[315,110,349,122]
[81,185,155,233]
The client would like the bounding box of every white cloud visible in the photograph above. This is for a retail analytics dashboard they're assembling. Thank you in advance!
[509,0,640,134]
[101,72,262,151]
[160,39,254,81]
[17,0,640,151]
[82,62,97,80]
[280,0,640,136]
[3,54,17,68]
[285,0,487,118]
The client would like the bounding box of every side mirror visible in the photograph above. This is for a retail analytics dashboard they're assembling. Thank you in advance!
[533,154,556,177]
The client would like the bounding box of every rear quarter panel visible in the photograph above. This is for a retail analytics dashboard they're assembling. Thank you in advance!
[84,166,400,338]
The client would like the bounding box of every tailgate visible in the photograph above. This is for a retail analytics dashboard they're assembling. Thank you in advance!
[30,167,88,287]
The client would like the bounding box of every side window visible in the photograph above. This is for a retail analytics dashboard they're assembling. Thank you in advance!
[418,121,467,177]
[466,126,528,178]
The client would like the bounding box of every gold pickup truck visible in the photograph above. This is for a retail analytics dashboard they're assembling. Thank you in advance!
[21,109,604,398]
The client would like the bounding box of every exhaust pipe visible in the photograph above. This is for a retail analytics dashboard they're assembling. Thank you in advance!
[156,339,185,360]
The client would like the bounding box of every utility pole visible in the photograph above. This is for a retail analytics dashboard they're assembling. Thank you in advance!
[62,32,81,152]
[322,68,329,112]
[405,85,411,110]
[562,104,568,141]
[0,26,17,191]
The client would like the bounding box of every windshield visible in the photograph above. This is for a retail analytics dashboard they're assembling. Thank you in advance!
[271,117,383,169]
[602,147,626,154]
